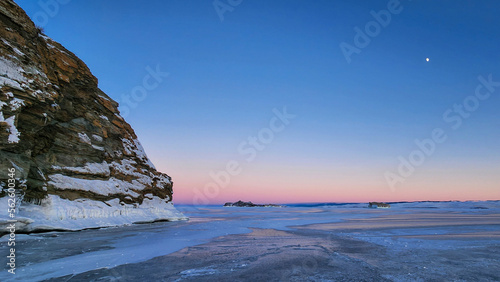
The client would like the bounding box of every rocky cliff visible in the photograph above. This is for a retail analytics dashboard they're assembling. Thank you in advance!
[0,0,186,233]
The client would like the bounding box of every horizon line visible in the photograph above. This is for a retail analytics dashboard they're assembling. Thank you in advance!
[173,199,500,206]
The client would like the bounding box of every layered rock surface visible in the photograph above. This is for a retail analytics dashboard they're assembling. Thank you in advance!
[0,0,185,233]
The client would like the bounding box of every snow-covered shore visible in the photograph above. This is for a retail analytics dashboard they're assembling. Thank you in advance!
[0,195,187,234]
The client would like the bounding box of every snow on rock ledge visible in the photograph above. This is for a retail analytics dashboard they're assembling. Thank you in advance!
[0,195,186,233]
[0,0,186,233]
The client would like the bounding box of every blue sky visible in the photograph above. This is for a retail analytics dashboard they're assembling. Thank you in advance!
[15,0,500,203]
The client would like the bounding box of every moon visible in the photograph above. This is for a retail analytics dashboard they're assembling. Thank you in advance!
[426,58,430,62]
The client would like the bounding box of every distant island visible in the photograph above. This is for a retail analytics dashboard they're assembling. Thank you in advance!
[224,201,284,208]
[368,202,391,208]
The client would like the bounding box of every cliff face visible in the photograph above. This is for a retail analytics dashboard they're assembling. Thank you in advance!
[0,0,185,232]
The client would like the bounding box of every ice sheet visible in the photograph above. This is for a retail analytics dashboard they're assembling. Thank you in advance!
[0,201,499,281]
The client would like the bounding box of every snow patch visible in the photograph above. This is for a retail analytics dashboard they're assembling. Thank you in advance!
[109,160,158,187]
[1,39,24,57]
[0,56,27,83]
[0,76,22,90]
[9,97,24,111]
[12,47,24,57]
[48,174,144,197]
[92,144,105,151]
[0,114,20,143]
[39,34,51,41]
[92,134,103,142]
[122,138,156,169]
[52,162,111,177]
[98,94,110,101]
[78,132,92,145]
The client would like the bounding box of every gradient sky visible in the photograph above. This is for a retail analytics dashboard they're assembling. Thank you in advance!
[15,0,500,204]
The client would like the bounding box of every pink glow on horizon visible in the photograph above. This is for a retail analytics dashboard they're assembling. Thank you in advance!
[148,149,500,205]
[166,164,500,205]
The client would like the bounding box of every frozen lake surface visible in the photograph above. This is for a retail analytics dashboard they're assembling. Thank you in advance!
[1,201,500,281]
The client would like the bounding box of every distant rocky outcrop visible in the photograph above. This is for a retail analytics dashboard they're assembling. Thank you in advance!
[0,0,185,233]
[368,202,391,208]
[224,200,284,208]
